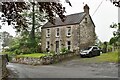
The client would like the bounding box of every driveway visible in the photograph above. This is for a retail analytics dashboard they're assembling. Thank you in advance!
[7,57,118,78]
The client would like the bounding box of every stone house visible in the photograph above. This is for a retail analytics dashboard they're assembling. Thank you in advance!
[41,4,96,53]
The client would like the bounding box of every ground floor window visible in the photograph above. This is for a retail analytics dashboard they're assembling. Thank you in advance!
[46,41,50,52]
[67,41,71,50]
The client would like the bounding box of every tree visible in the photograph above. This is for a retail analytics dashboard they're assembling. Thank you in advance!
[103,41,108,53]
[0,2,67,53]
[109,23,120,51]
[110,23,120,43]
[1,31,13,49]
[110,0,120,7]
[1,2,66,31]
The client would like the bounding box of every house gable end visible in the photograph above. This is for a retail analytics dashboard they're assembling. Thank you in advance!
[89,15,96,27]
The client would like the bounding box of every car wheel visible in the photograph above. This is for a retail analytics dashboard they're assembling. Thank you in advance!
[97,52,100,56]
[81,55,85,58]
[88,52,92,58]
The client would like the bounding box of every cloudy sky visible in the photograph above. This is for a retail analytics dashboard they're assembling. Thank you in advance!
[61,0,118,42]
[0,0,118,42]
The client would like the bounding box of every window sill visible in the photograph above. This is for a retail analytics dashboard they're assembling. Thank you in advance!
[56,36,60,38]
[66,35,71,37]
[46,36,50,38]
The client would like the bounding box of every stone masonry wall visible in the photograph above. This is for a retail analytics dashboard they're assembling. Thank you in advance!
[12,52,78,65]
[41,14,96,52]
[79,15,96,49]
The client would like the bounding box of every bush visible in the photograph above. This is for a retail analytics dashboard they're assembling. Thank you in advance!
[50,51,55,55]
[14,49,21,55]
[21,48,32,54]
[60,48,69,54]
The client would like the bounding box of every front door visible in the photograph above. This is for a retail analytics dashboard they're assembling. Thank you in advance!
[56,41,59,53]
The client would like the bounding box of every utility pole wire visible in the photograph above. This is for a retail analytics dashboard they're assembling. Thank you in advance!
[87,0,91,4]
[92,0,104,16]
[65,0,72,7]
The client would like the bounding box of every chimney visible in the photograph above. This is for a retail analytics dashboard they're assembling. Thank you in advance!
[83,4,90,14]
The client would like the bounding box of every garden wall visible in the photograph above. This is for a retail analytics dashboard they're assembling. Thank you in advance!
[11,51,79,65]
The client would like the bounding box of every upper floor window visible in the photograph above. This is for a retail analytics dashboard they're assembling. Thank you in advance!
[85,18,87,23]
[46,29,50,37]
[56,28,60,37]
[67,27,71,36]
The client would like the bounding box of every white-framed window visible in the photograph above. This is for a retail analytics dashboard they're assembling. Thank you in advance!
[56,28,60,37]
[46,29,50,37]
[67,41,71,50]
[67,27,71,36]
[46,41,50,51]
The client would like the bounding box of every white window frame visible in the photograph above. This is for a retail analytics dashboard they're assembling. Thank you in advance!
[67,27,71,36]
[46,41,50,49]
[56,28,60,37]
[46,29,50,37]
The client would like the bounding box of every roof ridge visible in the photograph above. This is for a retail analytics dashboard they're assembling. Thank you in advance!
[65,12,85,16]
[55,12,85,19]
[42,12,86,29]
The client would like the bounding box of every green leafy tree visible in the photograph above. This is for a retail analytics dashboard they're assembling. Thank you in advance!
[18,3,45,49]
[102,41,108,53]
[2,31,13,48]
[110,0,120,7]
[0,2,66,53]
[1,2,66,30]
[109,23,120,51]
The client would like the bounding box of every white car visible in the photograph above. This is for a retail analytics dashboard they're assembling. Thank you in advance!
[80,46,100,58]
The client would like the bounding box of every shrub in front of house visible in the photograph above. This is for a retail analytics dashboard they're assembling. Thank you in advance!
[60,47,69,54]
[11,49,77,65]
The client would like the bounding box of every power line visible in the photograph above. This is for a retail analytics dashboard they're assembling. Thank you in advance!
[92,0,104,16]
[87,0,91,4]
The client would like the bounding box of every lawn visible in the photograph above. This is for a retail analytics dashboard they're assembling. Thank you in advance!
[80,51,119,63]
[17,53,49,58]
[96,51,119,63]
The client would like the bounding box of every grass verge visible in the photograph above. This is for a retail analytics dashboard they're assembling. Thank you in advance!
[16,53,49,58]
[80,51,119,63]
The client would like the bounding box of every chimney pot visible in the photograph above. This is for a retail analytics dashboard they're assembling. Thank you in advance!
[84,4,90,14]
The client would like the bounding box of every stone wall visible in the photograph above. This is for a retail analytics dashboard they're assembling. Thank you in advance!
[0,54,8,80]
[79,15,96,49]
[41,14,96,52]
[11,51,78,65]
[41,25,74,52]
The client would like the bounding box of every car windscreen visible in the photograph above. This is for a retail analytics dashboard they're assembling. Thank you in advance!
[84,47,91,50]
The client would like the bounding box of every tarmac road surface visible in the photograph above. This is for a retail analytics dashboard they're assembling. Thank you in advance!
[7,58,118,78]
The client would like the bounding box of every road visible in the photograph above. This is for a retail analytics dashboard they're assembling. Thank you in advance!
[7,57,118,78]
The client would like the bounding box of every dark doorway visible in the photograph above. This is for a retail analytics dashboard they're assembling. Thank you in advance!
[56,41,59,53]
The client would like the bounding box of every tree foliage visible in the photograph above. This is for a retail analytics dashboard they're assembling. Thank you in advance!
[110,23,120,39]
[110,0,120,7]
[0,2,66,54]
[1,2,66,32]
[109,23,120,49]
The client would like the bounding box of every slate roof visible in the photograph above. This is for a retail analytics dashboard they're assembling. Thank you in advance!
[42,12,86,29]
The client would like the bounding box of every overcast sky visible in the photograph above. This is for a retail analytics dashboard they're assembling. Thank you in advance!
[61,0,118,42]
[0,0,118,42]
